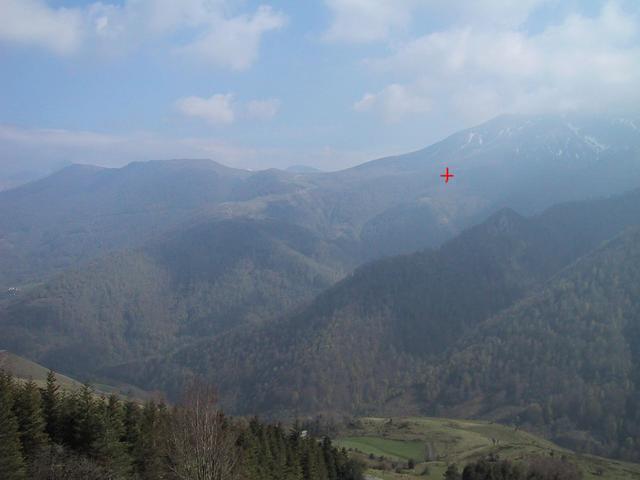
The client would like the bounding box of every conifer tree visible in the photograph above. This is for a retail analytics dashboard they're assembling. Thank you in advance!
[58,389,80,448]
[134,401,167,480]
[237,423,263,480]
[301,439,318,480]
[122,400,141,448]
[335,447,364,480]
[284,444,304,480]
[74,384,102,456]
[13,379,49,458]
[2,375,366,480]
[322,437,339,480]
[0,371,26,480]
[94,394,133,478]
[41,370,60,442]
[286,425,304,480]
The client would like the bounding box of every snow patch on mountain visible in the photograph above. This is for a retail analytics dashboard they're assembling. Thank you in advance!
[583,135,608,152]
[464,132,484,148]
[617,118,639,132]
[566,122,581,136]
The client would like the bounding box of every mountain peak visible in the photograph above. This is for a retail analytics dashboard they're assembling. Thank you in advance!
[123,158,247,174]
[286,165,322,173]
[484,207,526,234]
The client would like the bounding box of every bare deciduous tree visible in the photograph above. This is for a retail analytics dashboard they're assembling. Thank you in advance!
[166,382,240,480]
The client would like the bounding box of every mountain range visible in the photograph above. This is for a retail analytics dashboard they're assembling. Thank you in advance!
[100,187,640,460]
[1,113,640,461]
[3,114,639,290]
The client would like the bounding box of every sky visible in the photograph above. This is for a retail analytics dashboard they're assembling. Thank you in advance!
[1,0,639,174]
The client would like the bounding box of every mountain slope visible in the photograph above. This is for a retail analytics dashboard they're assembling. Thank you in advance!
[0,218,348,377]
[111,189,640,418]
[430,227,640,459]
[0,159,256,288]
[342,113,640,257]
[2,114,640,462]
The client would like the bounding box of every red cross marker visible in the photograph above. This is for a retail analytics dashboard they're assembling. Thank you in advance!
[440,167,454,183]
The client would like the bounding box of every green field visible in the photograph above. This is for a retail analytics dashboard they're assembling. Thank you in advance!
[337,437,424,462]
[335,417,640,480]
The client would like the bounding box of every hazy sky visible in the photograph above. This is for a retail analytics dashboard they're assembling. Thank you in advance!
[1,0,639,172]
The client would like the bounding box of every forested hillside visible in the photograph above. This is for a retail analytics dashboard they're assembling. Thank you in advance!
[0,370,364,480]
[0,218,349,376]
[114,189,640,408]
[430,227,640,460]
[4,115,637,383]
[2,115,639,381]
[2,115,640,466]
[5,1,640,475]
[107,189,640,460]
[0,160,252,288]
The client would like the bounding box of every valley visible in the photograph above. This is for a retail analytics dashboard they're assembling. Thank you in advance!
[4,3,640,478]
[1,113,640,476]
[102,187,640,462]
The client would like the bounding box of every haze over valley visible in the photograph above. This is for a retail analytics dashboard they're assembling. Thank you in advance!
[1,2,640,480]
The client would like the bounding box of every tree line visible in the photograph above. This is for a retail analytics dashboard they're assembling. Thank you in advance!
[0,370,364,480]
[443,454,583,480]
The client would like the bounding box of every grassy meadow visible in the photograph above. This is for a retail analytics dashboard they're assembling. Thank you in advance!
[335,417,640,480]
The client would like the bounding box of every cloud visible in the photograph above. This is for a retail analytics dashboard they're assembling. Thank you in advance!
[176,94,236,125]
[177,6,287,71]
[0,0,286,69]
[245,98,281,120]
[428,0,552,29]
[355,1,640,122]
[322,0,415,43]
[0,0,83,54]
[176,94,281,125]
[322,0,551,44]
[354,84,431,123]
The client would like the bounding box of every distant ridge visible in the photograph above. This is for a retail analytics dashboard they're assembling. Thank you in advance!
[286,165,323,173]
[2,113,639,289]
